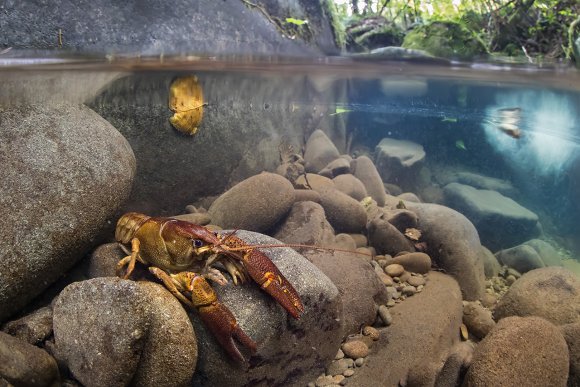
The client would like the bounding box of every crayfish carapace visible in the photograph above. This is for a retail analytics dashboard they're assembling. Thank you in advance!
[114,212,304,362]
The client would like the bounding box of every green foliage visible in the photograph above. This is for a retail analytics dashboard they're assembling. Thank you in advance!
[331,0,580,61]
[285,17,308,26]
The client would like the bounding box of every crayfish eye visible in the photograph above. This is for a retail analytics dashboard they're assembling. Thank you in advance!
[192,239,204,248]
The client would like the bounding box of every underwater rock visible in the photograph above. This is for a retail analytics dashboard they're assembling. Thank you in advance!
[208,172,295,232]
[374,138,425,192]
[406,202,486,301]
[433,341,474,387]
[304,129,341,173]
[382,208,419,233]
[561,322,580,387]
[294,189,321,203]
[463,302,495,340]
[53,278,197,387]
[0,331,59,387]
[481,246,502,278]
[397,192,421,203]
[454,171,518,198]
[319,157,351,178]
[171,212,212,225]
[389,252,431,274]
[303,249,388,337]
[88,242,125,278]
[495,244,545,274]
[2,306,53,346]
[464,316,569,387]
[345,272,462,386]
[272,201,336,249]
[332,174,368,201]
[318,188,367,233]
[494,267,580,325]
[367,216,415,256]
[295,173,335,191]
[351,155,387,207]
[443,182,540,250]
[0,103,135,323]
[190,231,342,386]
[524,239,562,267]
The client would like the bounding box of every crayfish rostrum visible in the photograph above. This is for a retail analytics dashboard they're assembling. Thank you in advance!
[115,212,304,362]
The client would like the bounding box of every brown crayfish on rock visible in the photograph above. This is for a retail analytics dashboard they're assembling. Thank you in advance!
[115,212,304,362]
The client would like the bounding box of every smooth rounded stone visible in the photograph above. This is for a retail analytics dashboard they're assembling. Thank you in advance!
[315,374,335,387]
[443,182,540,250]
[304,129,341,173]
[561,322,580,386]
[378,305,393,326]
[480,293,497,308]
[505,274,516,285]
[495,244,544,274]
[52,278,197,387]
[524,239,562,267]
[0,103,136,323]
[335,349,345,360]
[346,272,463,386]
[363,326,380,341]
[399,271,411,283]
[332,174,368,201]
[295,173,335,191]
[434,341,475,387]
[462,302,495,340]
[342,340,369,359]
[453,171,518,198]
[375,138,426,191]
[343,369,355,377]
[294,189,321,203]
[367,216,415,256]
[319,157,351,178]
[402,286,417,296]
[0,331,59,387]
[481,246,502,278]
[334,234,357,251]
[348,234,368,248]
[354,358,365,367]
[494,267,580,325]
[407,275,426,287]
[376,270,394,286]
[304,250,389,336]
[397,192,421,203]
[208,172,295,232]
[385,264,405,277]
[191,231,343,386]
[2,306,53,346]
[319,188,367,233]
[273,201,336,250]
[171,212,211,225]
[406,202,486,301]
[390,252,431,274]
[88,242,125,278]
[327,358,354,376]
[465,316,569,387]
[382,209,419,233]
[351,156,387,206]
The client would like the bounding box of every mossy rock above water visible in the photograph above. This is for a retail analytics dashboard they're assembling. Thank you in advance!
[402,21,487,60]
[346,16,404,52]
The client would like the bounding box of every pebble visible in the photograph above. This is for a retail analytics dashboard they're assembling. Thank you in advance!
[399,271,411,283]
[402,285,417,296]
[327,358,354,376]
[377,259,388,268]
[386,299,396,307]
[362,326,380,341]
[385,263,405,277]
[342,340,369,359]
[333,375,345,384]
[407,275,425,287]
[334,349,345,360]
[481,293,497,308]
[343,369,355,377]
[505,274,516,286]
[315,375,335,386]
[378,305,393,326]
[354,357,365,367]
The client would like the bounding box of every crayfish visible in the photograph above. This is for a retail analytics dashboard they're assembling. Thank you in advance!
[115,212,304,362]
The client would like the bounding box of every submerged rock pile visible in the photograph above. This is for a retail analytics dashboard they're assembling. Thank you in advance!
[1,127,578,386]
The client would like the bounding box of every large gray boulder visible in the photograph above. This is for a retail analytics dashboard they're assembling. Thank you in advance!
[0,103,135,323]
[443,182,540,250]
[406,202,486,301]
[495,239,561,274]
[465,316,569,387]
[494,267,580,325]
[375,138,425,191]
[0,0,340,55]
[345,272,463,386]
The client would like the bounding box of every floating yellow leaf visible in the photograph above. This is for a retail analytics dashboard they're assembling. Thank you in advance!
[168,75,204,135]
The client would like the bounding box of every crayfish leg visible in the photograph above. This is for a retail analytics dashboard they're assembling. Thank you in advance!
[148,267,196,308]
[116,238,145,279]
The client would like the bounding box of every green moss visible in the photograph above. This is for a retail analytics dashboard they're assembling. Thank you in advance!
[402,21,487,60]
[322,0,346,50]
